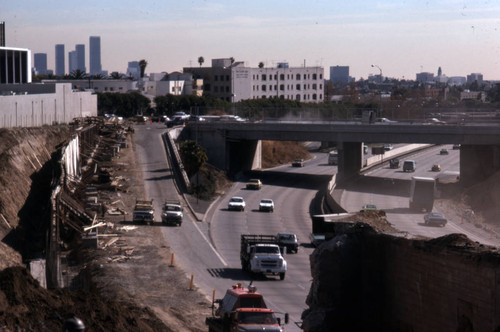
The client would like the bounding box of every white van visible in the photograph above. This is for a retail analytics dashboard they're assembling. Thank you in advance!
[328,151,338,165]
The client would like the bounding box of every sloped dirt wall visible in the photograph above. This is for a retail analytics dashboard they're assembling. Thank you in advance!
[302,223,500,332]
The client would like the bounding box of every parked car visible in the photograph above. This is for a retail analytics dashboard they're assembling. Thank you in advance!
[403,160,416,172]
[259,199,274,212]
[424,211,447,227]
[452,144,460,150]
[228,196,246,211]
[375,117,397,123]
[440,148,449,155]
[246,179,262,190]
[389,158,400,169]
[431,163,441,172]
[383,144,394,151]
[292,159,305,167]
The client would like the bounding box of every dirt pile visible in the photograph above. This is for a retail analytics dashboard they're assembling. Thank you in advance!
[0,266,169,332]
[261,140,311,168]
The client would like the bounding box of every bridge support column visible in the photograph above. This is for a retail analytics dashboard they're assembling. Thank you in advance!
[337,142,363,182]
[227,139,261,174]
[460,144,500,187]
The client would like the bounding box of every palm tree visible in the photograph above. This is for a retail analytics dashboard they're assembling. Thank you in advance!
[110,72,123,79]
[69,69,87,79]
[198,56,204,67]
[258,62,264,69]
[139,59,148,78]
[230,57,235,65]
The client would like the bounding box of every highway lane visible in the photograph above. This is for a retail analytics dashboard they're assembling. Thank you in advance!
[340,145,500,247]
[209,152,336,331]
[134,123,336,330]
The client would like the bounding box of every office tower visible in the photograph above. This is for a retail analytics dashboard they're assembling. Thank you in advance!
[55,44,65,76]
[0,21,5,46]
[68,50,78,73]
[330,66,349,84]
[126,61,140,80]
[75,44,86,72]
[34,53,48,75]
[89,36,102,75]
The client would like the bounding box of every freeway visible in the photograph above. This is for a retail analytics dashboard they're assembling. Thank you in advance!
[340,144,500,247]
[134,123,336,331]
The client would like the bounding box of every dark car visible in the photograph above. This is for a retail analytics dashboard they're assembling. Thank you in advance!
[292,159,305,167]
[452,144,460,150]
[389,158,400,169]
[439,148,449,155]
[424,211,447,227]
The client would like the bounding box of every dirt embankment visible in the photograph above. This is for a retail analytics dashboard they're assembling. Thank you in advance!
[261,140,311,168]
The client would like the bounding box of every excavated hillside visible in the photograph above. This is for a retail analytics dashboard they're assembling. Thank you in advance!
[0,127,74,268]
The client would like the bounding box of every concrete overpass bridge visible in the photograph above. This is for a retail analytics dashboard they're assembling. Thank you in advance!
[181,121,500,185]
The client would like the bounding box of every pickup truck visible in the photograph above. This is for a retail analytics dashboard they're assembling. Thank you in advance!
[276,232,298,253]
[133,199,154,225]
[161,201,183,226]
[240,235,287,280]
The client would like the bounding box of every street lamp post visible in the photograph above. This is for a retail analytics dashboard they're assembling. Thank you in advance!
[371,64,383,118]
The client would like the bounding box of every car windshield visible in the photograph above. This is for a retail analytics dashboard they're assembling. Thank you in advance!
[166,205,180,211]
[238,312,277,325]
[261,200,272,204]
[255,246,280,254]
[230,198,243,203]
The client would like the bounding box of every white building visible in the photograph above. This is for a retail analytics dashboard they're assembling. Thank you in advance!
[184,58,324,103]
[0,83,97,128]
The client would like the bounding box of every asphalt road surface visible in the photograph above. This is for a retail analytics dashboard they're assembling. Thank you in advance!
[340,144,500,247]
[134,123,337,331]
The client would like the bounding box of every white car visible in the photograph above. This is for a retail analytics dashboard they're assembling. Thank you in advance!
[259,199,274,212]
[228,196,246,211]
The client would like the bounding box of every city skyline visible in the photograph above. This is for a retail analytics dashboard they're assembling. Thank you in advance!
[4,1,500,80]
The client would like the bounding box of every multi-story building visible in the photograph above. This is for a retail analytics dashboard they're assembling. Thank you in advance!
[55,44,65,76]
[330,66,349,84]
[0,46,31,84]
[33,53,48,75]
[416,72,435,84]
[89,36,102,75]
[0,22,5,47]
[68,50,77,73]
[184,58,324,103]
[75,44,86,73]
[467,73,483,85]
[126,61,140,80]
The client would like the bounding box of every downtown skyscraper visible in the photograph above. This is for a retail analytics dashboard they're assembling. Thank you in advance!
[69,44,86,73]
[55,44,65,76]
[89,36,102,75]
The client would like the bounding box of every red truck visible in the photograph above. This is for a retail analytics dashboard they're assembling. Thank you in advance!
[206,282,288,332]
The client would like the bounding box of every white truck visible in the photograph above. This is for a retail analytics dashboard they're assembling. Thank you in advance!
[328,151,338,165]
[240,235,287,280]
[161,201,183,226]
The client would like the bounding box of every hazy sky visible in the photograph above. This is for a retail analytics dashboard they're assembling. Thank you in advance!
[4,0,500,80]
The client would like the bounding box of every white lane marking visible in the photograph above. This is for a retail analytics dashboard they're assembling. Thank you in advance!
[190,215,228,266]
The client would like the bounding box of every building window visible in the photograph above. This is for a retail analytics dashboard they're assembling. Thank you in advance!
[280,84,285,91]
[262,74,267,81]
[296,94,301,101]
[320,84,323,89]
[296,84,300,90]
[110,87,114,91]
[304,84,307,90]
[320,74,323,79]
[313,73,317,80]
[226,86,229,92]
[262,85,266,91]
[274,85,277,90]
[274,74,277,80]
[296,74,301,80]
[313,94,317,100]
[313,84,317,89]
[214,75,218,81]
[320,94,323,100]
[269,85,272,91]
[172,87,175,92]
[226,75,230,81]
[280,74,285,80]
